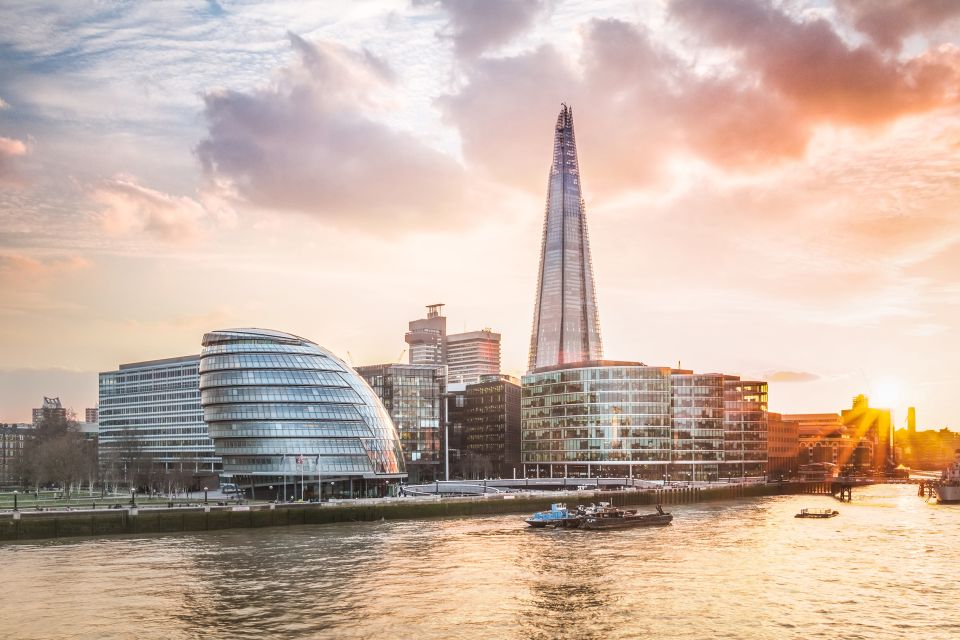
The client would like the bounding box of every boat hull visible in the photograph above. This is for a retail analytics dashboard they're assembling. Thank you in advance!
[582,514,673,530]
[935,485,960,504]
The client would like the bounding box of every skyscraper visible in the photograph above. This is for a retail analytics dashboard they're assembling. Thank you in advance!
[446,329,501,384]
[528,104,602,372]
[405,303,447,366]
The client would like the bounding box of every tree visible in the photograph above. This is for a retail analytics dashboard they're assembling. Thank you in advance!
[18,412,97,497]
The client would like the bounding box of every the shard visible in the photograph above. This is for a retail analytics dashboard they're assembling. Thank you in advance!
[528,104,603,372]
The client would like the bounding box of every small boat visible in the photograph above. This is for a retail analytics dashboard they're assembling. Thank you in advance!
[795,508,839,518]
[525,503,571,527]
[581,504,673,530]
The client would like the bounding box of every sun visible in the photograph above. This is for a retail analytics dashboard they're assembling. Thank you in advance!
[871,379,902,411]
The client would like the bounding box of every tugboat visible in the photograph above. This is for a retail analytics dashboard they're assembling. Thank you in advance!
[934,449,960,504]
[581,504,673,530]
[795,508,839,518]
[525,503,572,527]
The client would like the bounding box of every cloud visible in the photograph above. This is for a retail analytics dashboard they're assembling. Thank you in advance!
[0,253,91,283]
[196,32,468,230]
[0,97,9,109]
[765,370,820,383]
[0,136,27,181]
[420,0,549,59]
[836,0,960,51]
[91,175,219,244]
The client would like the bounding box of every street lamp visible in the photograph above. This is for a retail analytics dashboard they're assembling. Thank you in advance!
[269,485,275,502]
[12,490,18,512]
[130,487,137,507]
[203,486,209,505]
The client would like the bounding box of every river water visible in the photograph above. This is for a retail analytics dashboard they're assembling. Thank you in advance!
[1,484,957,640]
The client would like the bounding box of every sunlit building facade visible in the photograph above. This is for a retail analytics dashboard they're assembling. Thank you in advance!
[199,329,406,498]
[447,329,501,384]
[669,372,725,482]
[522,362,672,479]
[405,304,446,366]
[98,355,218,479]
[355,363,445,483]
[722,377,769,478]
[528,104,603,371]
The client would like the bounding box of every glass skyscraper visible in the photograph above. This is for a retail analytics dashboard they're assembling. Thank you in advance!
[528,104,603,372]
[199,328,406,499]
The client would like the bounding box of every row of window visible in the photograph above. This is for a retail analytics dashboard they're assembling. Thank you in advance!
[200,386,363,406]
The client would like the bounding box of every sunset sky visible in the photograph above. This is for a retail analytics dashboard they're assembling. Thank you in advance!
[1,0,958,428]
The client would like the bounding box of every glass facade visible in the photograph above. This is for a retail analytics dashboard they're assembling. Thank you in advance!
[529,104,603,372]
[355,363,444,483]
[669,372,725,482]
[522,362,672,479]
[98,355,219,480]
[463,375,521,479]
[723,378,769,478]
[199,329,405,498]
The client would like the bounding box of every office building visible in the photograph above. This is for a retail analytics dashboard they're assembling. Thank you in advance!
[200,328,406,499]
[32,397,67,426]
[98,355,219,482]
[767,413,799,478]
[463,375,521,479]
[669,371,725,482]
[405,304,446,366]
[446,329,501,384]
[722,378,769,478]
[85,407,98,424]
[0,423,32,485]
[528,104,603,371]
[444,383,468,478]
[522,361,672,479]
[354,362,444,483]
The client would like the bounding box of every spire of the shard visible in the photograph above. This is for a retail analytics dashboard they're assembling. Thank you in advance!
[528,104,603,372]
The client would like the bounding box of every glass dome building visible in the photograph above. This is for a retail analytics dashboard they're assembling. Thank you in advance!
[199,328,406,499]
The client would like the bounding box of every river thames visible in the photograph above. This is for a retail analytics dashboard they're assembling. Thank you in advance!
[1,484,957,639]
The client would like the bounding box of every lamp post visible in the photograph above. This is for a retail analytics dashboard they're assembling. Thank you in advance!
[130,487,137,507]
[269,485,275,502]
[13,490,18,512]
[203,486,209,505]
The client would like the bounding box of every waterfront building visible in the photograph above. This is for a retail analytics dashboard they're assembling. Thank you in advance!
[85,407,98,424]
[98,355,219,483]
[199,329,406,499]
[767,412,799,479]
[32,397,67,426]
[355,363,444,483]
[463,375,521,479]
[841,394,893,470]
[445,383,467,478]
[722,377,768,478]
[669,372,725,482]
[446,329,501,384]
[522,362,672,479]
[528,104,603,371]
[786,395,891,473]
[0,423,32,485]
[405,304,446,366]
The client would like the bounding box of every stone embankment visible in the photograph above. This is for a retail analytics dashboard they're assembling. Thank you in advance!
[0,481,807,543]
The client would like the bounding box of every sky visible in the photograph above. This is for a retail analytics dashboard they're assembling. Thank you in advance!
[0,0,958,428]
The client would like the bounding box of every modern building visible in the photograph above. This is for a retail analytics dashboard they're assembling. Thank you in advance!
[32,397,67,426]
[722,378,768,478]
[766,412,799,479]
[85,407,98,424]
[668,372,725,482]
[444,383,468,478]
[528,104,603,371]
[463,375,521,479]
[0,423,32,485]
[356,362,445,483]
[522,362,672,479]
[199,329,406,499]
[405,303,447,366]
[446,329,501,384]
[98,355,219,484]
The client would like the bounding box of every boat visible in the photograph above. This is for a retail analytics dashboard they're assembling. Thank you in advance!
[581,504,673,530]
[795,508,839,518]
[525,503,572,527]
[934,449,960,504]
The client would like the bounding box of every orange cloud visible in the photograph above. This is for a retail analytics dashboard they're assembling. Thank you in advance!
[0,136,27,182]
[836,0,960,51]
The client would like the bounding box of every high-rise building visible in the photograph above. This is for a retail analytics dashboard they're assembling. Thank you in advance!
[405,304,447,366]
[444,383,468,478]
[98,355,219,483]
[670,372,725,482]
[463,375,521,479]
[199,329,405,499]
[528,104,603,372]
[0,423,32,484]
[356,363,445,483]
[722,378,769,478]
[446,329,501,384]
[32,397,67,426]
[85,407,98,424]
[767,412,799,479]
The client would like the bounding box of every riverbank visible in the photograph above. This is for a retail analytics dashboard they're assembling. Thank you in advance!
[0,481,811,542]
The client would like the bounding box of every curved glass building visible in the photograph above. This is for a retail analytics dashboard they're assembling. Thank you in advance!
[199,328,406,499]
